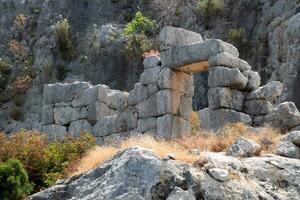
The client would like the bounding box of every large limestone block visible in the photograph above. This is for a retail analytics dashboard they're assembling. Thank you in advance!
[158,68,194,96]
[93,115,118,137]
[143,56,161,69]
[128,83,159,105]
[208,52,251,71]
[87,102,112,125]
[96,84,110,103]
[137,118,157,133]
[156,114,191,139]
[242,70,261,91]
[247,81,283,102]
[245,100,273,116]
[208,67,248,89]
[207,87,245,111]
[54,106,81,125]
[161,39,239,70]
[41,104,54,125]
[43,81,90,104]
[139,67,161,85]
[198,108,252,131]
[137,90,181,119]
[159,26,203,50]
[71,86,97,107]
[107,90,129,110]
[179,95,193,121]
[42,124,68,141]
[227,138,261,157]
[69,120,92,137]
[256,102,300,130]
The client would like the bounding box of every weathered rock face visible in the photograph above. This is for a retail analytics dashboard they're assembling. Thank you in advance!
[28,147,300,200]
[227,138,261,157]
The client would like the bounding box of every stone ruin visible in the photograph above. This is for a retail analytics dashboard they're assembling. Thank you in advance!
[41,26,300,143]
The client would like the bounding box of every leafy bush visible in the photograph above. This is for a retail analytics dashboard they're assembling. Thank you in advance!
[9,40,28,61]
[54,18,75,60]
[196,0,224,28]
[0,159,33,200]
[227,28,252,58]
[0,131,96,192]
[123,11,159,37]
[124,33,160,59]
[11,75,33,95]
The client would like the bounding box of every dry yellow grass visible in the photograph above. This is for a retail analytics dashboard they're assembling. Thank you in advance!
[71,122,282,176]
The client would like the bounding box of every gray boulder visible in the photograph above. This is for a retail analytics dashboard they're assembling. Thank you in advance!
[208,168,230,182]
[208,52,251,71]
[258,102,300,130]
[166,187,196,200]
[143,56,161,69]
[276,141,300,159]
[42,124,68,141]
[247,81,283,102]
[28,147,162,200]
[282,131,300,147]
[92,115,118,137]
[207,87,245,111]
[242,70,261,91]
[227,138,261,157]
[53,106,81,126]
[208,67,248,89]
[69,120,92,137]
[245,100,273,116]
[87,102,112,125]
[159,26,203,50]
[96,84,110,104]
[198,108,252,131]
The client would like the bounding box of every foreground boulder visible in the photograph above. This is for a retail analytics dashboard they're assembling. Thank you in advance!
[29,147,300,200]
[227,138,261,157]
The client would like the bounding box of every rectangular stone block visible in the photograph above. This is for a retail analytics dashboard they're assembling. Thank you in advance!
[207,87,245,111]
[156,114,191,140]
[42,124,68,141]
[137,90,181,119]
[41,104,54,125]
[139,67,161,85]
[54,106,81,125]
[137,118,157,133]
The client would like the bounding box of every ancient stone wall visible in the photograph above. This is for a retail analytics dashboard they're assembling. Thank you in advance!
[41,27,300,142]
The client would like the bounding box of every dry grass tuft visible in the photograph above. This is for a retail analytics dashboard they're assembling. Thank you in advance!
[71,123,282,176]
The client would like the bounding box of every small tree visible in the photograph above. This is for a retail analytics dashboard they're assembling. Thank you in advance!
[0,159,33,200]
[123,11,159,37]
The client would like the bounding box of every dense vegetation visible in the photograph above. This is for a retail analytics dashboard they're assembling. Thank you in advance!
[0,130,96,196]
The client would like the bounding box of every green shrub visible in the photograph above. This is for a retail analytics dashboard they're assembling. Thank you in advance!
[123,33,158,59]
[0,58,12,92]
[13,95,25,107]
[0,159,33,200]
[0,131,96,192]
[196,0,224,28]
[54,18,75,60]
[227,28,252,58]
[123,11,159,37]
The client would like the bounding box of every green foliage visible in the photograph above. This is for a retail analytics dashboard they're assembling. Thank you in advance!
[0,131,96,192]
[123,33,158,59]
[0,159,33,200]
[197,0,224,15]
[57,65,69,81]
[196,0,224,29]
[54,18,75,60]
[123,11,159,37]
[227,28,252,58]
